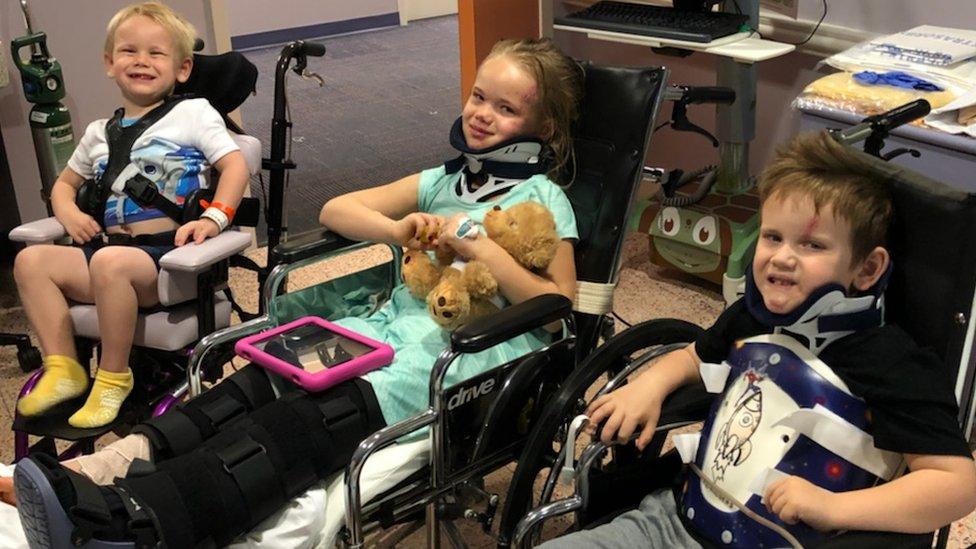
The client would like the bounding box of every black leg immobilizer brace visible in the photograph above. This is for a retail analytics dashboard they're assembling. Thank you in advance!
[132,364,277,460]
[116,377,384,547]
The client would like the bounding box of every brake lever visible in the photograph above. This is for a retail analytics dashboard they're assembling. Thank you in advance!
[291,55,308,76]
[669,101,719,147]
[300,69,325,87]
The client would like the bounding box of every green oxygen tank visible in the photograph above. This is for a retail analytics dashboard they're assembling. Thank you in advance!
[11,19,75,214]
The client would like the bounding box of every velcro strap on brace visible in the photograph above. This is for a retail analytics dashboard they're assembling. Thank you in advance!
[66,468,113,545]
[119,462,206,548]
[133,366,275,460]
[214,435,285,528]
[132,408,205,460]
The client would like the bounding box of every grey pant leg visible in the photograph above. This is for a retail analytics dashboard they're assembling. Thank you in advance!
[536,489,702,549]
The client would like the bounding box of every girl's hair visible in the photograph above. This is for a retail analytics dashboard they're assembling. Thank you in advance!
[758,131,893,264]
[486,38,584,182]
[104,2,197,64]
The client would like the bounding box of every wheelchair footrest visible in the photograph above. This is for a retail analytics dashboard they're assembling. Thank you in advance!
[13,393,137,441]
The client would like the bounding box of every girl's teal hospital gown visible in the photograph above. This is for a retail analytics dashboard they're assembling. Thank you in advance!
[337,166,578,426]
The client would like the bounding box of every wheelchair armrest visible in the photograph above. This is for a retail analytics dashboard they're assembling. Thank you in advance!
[158,230,252,272]
[269,228,356,265]
[9,217,67,243]
[451,294,573,354]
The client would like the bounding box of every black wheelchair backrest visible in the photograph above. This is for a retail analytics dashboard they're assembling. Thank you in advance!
[563,63,667,284]
[861,150,976,387]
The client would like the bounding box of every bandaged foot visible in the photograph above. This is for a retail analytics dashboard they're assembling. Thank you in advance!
[67,434,152,485]
[68,368,133,429]
[16,355,89,417]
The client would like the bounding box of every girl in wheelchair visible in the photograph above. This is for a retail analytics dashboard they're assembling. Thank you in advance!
[540,132,976,548]
[4,37,584,548]
[13,2,249,429]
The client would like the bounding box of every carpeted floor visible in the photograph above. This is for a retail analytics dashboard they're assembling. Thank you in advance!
[237,16,461,243]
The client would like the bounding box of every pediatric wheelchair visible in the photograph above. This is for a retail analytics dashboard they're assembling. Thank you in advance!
[176,62,741,547]
[509,101,976,548]
[6,47,262,462]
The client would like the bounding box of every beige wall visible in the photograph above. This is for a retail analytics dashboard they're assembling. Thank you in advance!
[226,0,397,37]
[0,0,220,223]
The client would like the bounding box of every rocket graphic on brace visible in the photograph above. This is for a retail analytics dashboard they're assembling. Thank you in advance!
[711,381,763,481]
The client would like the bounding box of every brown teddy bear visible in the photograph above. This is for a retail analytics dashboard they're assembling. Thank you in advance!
[401,201,560,330]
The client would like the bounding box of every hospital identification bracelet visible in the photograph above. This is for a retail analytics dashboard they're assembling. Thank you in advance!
[455,216,479,239]
[201,207,230,232]
[199,199,236,232]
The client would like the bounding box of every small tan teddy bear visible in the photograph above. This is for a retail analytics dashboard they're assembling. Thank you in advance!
[401,201,560,330]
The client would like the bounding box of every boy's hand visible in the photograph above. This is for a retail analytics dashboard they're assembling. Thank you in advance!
[764,475,837,531]
[176,219,220,246]
[58,208,101,244]
[392,213,444,250]
[585,377,664,451]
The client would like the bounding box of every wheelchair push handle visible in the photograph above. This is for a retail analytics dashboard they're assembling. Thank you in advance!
[661,85,736,147]
[833,99,931,147]
[664,85,735,105]
[682,86,736,105]
[868,99,931,131]
[300,41,326,57]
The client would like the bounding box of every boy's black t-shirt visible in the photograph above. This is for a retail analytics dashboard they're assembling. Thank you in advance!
[695,299,972,458]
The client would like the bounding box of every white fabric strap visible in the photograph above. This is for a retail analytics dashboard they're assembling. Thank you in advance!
[699,361,732,393]
[201,207,229,232]
[673,432,702,464]
[574,281,616,315]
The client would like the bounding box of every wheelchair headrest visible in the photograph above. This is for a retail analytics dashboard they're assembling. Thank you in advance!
[856,150,976,375]
[174,51,258,128]
[564,62,668,282]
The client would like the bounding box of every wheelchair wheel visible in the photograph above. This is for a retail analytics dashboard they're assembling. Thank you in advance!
[496,318,703,547]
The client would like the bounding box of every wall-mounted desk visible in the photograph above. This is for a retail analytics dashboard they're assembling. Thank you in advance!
[552,26,795,64]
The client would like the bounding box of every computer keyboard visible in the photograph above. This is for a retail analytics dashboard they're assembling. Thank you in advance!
[555,1,750,44]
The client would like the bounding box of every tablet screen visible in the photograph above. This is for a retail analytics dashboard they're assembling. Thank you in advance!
[253,323,375,373]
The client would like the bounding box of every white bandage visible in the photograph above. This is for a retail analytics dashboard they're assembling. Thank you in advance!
[201,207,229,232]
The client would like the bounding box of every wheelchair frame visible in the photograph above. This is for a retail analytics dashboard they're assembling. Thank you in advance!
[511,101,976,549]
[181,62,702,548]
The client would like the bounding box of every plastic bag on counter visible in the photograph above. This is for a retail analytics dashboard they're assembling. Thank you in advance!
[821,37,976,96]
[793,71,957,121]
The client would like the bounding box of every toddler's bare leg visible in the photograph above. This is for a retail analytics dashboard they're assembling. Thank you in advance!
[13,246,93,415]
[69,247,159,428]
[13,245,93,357]
[88,247,160,374]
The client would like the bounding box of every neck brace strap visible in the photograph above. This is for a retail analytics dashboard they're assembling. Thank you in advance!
[744,263,891,355]
[443,117,551,203]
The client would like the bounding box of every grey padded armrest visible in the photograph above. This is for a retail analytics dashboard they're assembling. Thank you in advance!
[9,217,67,243]
[158,230,251,272]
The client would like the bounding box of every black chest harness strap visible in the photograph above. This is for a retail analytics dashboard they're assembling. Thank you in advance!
[77,96,187,226]
[77,95,259,229]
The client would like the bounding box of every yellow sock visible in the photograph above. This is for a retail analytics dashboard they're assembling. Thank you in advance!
[68,368,133,429]
[16,355,89,417]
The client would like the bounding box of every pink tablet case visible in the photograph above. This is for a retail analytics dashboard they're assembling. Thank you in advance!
[235,316,393,392]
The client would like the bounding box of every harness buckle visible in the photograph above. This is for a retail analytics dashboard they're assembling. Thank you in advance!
[124,174,161,208]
